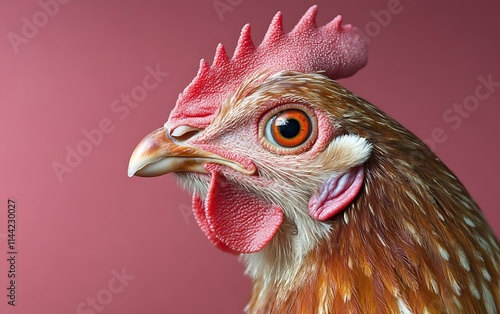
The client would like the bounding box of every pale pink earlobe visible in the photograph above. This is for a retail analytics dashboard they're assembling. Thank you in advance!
[308,166,365,221]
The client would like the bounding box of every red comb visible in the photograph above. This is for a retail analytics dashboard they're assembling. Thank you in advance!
[165,5,367,131]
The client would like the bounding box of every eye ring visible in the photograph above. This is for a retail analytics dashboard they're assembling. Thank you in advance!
[259,104,317,155]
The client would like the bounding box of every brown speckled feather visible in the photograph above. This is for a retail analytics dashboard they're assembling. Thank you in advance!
[245,73,500,314]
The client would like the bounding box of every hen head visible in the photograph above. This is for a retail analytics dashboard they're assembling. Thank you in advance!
[128,6,371,259]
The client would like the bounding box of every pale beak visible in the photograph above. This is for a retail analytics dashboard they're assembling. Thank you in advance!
[128,127,253,177]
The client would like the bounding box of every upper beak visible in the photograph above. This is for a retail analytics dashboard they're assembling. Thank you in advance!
[128,127,253,177]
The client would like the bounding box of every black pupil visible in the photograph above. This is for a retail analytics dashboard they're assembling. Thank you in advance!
[278,119,300,138]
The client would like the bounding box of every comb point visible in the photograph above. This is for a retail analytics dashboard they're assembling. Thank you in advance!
[213,43,229,67]
[197,58,210,76]
[322,15,345,35]
[184,58,210,94]
[233,23,255,59]
[262,11,284,45]
[292,5,318,33]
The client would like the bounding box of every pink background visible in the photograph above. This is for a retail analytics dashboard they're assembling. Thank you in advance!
[1,0,499,313]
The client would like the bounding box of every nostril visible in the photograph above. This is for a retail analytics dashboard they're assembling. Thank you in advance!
[174,130,200,142]
[169,125,202,142]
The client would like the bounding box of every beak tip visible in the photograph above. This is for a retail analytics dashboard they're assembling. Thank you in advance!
[127,157,139,177]
[128,159,144,177]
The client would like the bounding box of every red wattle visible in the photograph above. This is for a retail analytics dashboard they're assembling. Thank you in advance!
[192,169,284,254]
[192,195,235,253]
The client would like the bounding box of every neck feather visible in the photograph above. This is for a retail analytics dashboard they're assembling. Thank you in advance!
[244,142,500,313]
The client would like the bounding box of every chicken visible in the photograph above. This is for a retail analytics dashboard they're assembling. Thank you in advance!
[128,6,500,313]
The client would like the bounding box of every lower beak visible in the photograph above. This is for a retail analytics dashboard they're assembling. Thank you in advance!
[128,127,253,177]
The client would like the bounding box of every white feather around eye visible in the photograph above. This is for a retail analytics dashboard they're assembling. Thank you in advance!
[311,133,372,175]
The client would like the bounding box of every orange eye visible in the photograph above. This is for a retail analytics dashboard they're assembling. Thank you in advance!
[264,109,313,148]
